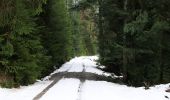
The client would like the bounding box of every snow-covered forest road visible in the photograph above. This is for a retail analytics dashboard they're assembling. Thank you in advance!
[33,56,121,100]
[0,56,170,100]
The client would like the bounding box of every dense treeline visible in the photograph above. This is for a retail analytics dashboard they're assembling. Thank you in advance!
[75,0,170,86]
[0,0,96,87]
[40,0,72,69]
[99,0,170,86]
[0,0,50,87]
[1,0,169,88]
[69,0,97,56]
[80,0,170,86]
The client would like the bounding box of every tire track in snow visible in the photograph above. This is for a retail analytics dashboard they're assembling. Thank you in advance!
[33,62,75,100]
[33,63,86,100]
[33,77,64,100]
[33,61,83,100]
[77,64,86,100]
[33,58,122,100]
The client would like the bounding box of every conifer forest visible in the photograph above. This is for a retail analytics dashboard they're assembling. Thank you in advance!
[0,0,170,89]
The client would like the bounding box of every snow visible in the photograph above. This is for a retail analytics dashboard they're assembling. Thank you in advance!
[56,56,99,73]
[68,62,84,72]
[0,81,52,100]
[44,56,118,80]
[0,56,170,100]
[40,78,80,100]
[82,81,170,100]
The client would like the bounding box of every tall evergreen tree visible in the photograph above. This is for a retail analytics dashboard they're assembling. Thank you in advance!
[41,0,73,68]
[0,0,49,87]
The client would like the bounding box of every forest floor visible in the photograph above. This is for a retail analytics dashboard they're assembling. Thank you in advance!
[0,56,170,100]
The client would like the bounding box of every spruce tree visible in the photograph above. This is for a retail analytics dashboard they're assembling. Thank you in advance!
[41,0,73,67]
[0,0,49,86]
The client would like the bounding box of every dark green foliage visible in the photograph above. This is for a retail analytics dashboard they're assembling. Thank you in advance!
[0,0,97,88]
[0,0,50,86]
[97,0,170,86]
[40,0,73,67]
[98,0,125,75]
[69,11,86,56]
[68,0,97,56]
[1,0,169,88]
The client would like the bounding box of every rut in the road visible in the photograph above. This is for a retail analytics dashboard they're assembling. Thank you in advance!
[33,76,63,100]
[76,64,86,100]
[33,64,122,100]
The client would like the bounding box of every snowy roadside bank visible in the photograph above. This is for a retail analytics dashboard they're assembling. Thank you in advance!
[0,81,52,100]
[82,80,170,100]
